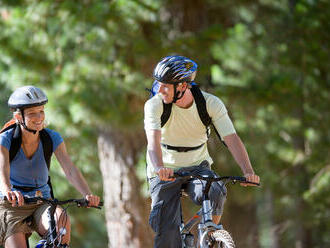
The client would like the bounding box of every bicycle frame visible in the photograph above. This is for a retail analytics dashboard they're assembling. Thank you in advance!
[4,196,102,248]
[30,197,102,248]
[180,192,224,247]
[176,172,259,248]
[44,202,65,247]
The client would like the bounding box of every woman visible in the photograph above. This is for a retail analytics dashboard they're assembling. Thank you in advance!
[0,86,100,247]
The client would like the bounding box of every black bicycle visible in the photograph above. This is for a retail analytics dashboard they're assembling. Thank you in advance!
[173,171,259,248]
[4,196,103,248]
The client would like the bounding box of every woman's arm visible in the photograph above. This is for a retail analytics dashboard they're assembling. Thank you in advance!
[54,142,100,206]
[0,145,11,192]
[0,145,24,206]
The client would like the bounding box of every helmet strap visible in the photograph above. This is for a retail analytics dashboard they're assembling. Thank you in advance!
[172,83,186,103]
[20,110,37,134]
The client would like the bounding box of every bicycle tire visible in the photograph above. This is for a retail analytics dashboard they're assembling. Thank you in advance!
[210,229,235,248]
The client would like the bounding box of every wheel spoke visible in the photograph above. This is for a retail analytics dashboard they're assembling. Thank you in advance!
[209,229,235,248]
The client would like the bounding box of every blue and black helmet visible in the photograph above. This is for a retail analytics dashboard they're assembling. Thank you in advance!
[153,55,197,84]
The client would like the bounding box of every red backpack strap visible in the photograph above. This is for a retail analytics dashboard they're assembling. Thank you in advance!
[0,122,22,162]
[0,119,17,133]
[1,119,22,162]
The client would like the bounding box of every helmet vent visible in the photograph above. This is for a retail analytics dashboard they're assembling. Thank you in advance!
[26,93,32,99]
[153,55,197,84]
[33,91,39,99]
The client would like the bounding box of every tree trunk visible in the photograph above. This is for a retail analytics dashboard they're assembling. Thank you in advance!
[292,75,312,248]
[97,129,152,248]
[257,189,279,248]
[223,195,260,248]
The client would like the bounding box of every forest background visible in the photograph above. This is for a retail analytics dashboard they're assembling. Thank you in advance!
[0,0,329,247]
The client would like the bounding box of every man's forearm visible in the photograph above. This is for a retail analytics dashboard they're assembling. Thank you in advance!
[224,133,255,174]
[147,148,164,171]
[146,129,164,171]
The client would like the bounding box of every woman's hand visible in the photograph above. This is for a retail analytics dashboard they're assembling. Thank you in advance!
[85,194,100,207]
[5,190,24,206]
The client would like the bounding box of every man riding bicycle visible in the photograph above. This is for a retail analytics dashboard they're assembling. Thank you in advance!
[144,55,260,248]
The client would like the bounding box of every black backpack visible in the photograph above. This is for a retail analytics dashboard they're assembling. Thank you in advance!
[0,123,55,198]
[148,82,227,147]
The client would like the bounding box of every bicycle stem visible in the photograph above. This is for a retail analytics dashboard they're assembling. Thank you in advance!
[202,200,212,223]
[201,180,213,223]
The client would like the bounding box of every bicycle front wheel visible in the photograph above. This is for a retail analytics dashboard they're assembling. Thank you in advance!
[209,229,235,248]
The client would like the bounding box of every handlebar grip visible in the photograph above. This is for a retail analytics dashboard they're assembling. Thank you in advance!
[229,176,247,182]
[2,196,44,204]
[83,200,104,209]
[24,197,41,204]
[226,176,260,186]
[244,181,260,186]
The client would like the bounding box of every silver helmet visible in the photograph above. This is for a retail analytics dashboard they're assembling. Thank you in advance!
[8,85,48,109]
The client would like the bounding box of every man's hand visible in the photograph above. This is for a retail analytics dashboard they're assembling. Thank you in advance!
[156,167,175,181]
[241,173,260,187]
[85,194,101,207]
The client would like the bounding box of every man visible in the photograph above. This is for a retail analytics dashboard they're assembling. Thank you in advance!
[144,55,260,248]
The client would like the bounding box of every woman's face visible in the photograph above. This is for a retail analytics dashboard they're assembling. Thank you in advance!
[22,105,45,131]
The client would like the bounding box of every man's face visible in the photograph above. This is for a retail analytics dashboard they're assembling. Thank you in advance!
[158,82,175,104]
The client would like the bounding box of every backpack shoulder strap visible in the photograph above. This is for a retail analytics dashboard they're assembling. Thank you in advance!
[161,102,172,128]
[0,119,17,133]
[39,129,53,170]
[191,85,227,147]
[8,124,22,162]
[39,129,55,199]
[1,120,23,162]
[160,85,212,129]
[190,85,212,127]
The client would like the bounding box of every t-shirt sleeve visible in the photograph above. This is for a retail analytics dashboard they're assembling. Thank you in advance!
[0,131,12,151]
[144,96,163,131]
[45,129,64,152]
[206,94,236,139]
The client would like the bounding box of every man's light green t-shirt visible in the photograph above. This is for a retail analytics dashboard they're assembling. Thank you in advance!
[144,91,236,178]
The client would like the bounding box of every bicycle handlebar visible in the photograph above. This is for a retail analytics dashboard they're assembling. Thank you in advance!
[173,171,260,186]
[3,196,103,209]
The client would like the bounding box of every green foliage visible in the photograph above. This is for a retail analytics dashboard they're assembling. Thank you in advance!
[0,0,329,247]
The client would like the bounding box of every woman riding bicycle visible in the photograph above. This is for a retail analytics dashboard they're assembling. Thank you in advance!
[0,86,100,248]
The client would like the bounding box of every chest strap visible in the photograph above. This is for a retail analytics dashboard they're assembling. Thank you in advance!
[161,143,205,152]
